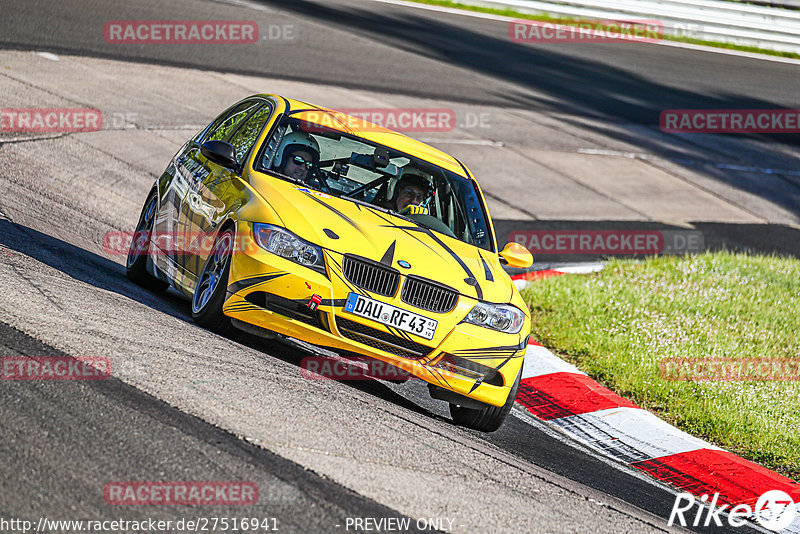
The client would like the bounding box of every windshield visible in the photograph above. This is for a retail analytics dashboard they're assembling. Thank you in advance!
[256,114,494,252]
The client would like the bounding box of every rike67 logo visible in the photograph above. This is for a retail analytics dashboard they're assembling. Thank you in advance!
[669,490,796,531]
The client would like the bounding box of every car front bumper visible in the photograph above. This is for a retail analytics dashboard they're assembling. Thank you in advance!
[223,221,528,408]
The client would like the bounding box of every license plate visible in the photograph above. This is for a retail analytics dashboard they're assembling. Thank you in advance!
[343,293,437,341]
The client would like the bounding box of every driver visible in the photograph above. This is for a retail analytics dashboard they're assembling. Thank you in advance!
[389,172,433,213]
[272,131,320,182]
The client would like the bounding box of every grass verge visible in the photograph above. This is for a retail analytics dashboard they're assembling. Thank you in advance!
[520,252,800,480]
[402,0,800,60]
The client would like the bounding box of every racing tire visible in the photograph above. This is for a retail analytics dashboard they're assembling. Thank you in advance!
[449,366,522,432]
[191,228,234,335]
[126,190,169,292]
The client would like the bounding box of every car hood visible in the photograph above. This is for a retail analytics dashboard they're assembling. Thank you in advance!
[254,177,510,303]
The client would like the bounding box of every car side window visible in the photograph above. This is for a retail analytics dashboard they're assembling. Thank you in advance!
[228,104,274,165]
[203,100,261,143]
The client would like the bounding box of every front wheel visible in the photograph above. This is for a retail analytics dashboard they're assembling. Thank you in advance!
[449,367,522,432]
[191,228,234,335]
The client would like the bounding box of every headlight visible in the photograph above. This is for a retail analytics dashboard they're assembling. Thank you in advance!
[464,302,525,334]
[253,223,326,274]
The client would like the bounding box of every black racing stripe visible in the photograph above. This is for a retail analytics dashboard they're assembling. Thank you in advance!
[223,305,260,312]
[427,367,453,389]
[479,251,494,282]
[227,272,288,294]
[388,326,419,345]
[303,193,365,235]
[468,379,484,394]
[495,354,515,370]
[287,106,333,117]
[448,353,518,362]
[319,312,332,332]
[393,225,483,300]
[384,324,408,342]
[379,240,396,266]
[451,344,523,354]
[448,347,523,369]
[325,253,368,298]
[419,353,438,366]
[223,304,261,313]
[450,350,519,356]
[375,225,444,259]
[368,211,446,260]
[332,266,361,296]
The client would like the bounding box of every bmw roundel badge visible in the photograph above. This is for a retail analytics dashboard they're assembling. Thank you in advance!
[397,260,411,269]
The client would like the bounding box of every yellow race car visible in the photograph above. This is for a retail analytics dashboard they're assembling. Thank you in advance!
[126,94,533,431]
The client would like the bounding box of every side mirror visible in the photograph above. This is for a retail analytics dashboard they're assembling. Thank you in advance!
[201,140,237,168]
[499,242,533,269]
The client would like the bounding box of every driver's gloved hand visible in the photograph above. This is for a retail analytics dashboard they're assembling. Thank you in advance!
[399,204,429,216]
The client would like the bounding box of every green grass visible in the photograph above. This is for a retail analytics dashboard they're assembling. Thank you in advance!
[404,0,800,60]
[520,252,800,480]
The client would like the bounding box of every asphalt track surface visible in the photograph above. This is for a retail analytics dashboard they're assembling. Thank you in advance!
[4,0,799,125]
[0,0,796,532]
[4,0,800,254]
[0,322,427,533]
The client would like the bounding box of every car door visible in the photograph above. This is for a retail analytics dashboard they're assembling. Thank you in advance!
[154,99,263,294]
[182,101,276,283]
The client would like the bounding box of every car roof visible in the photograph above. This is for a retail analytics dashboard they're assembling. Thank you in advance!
[262,94,472,179]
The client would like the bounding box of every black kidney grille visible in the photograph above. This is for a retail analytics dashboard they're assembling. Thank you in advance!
[342,255,399,297]
[401,276,458,313]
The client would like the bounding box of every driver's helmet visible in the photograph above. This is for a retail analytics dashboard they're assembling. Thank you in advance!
[273,131,320,169]
[391,170,434,205]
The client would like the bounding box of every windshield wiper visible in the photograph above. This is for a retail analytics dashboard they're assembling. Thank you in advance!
[345,196,416,223]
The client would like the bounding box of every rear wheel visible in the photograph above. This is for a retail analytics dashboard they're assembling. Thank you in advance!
[191,228,234,335]
[449,367,522,432]
[126,190,169,292]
